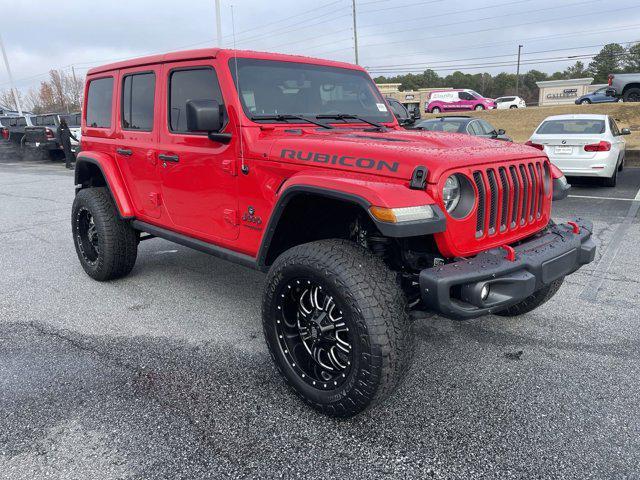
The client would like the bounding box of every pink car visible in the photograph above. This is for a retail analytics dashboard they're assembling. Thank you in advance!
[426,89,496,113]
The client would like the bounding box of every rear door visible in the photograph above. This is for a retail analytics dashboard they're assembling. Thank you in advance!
[116,66,163,219]
[157,61,239,241]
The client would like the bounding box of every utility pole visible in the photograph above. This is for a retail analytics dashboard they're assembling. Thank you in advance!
[515,44,523,96]
[352,0,359,65]
[215,0,222,46]
[71,65,79,107]
[0,33,23,115]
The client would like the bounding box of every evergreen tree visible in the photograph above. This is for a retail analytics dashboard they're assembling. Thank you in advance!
[588,43,627,83]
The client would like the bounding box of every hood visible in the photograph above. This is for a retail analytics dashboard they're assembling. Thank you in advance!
[265,127,544,183]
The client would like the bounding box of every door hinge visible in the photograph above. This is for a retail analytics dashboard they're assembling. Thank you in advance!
[223,208,238,226]
[222,159,237,176]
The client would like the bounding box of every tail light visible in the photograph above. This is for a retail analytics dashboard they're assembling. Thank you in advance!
[584,141,611,152]
[525,140,544,151]
[45,127,54,139]
[608,74,614,86]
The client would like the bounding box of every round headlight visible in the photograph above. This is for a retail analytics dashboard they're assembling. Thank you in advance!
[443,175,461,212]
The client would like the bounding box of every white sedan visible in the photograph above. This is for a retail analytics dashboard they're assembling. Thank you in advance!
[495,96,526,109]
[526,114,630,187]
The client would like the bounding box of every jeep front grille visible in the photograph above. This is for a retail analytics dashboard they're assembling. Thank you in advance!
[472,160,550,239]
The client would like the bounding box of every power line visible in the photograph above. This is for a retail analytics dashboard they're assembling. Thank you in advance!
[367,52,635,74]
[320,0,605,53]
[355,23,640,65]
[365,41,639,71]
[358,0,536,36]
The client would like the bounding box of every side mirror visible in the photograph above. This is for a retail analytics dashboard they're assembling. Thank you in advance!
[620,128,631,135]
[186,99,231,144]
[497,128,506,135]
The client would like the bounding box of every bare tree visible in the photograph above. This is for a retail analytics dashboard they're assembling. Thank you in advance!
[24,69,84,114]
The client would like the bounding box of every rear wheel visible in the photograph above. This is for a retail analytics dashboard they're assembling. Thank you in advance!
[623,87,640,102]
[262,239,414,417]
[72,187,138,281]
[430,106,441,114]
[602,167,617,187]
[495,277,564,317]
[579,99,591,105]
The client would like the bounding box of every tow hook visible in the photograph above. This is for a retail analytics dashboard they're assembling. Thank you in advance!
[567,221,580,234]
[500,245,516,262]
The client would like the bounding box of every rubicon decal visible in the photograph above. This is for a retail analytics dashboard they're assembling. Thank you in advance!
[280,149,399,173]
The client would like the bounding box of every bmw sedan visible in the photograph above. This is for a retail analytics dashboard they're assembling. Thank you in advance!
[526,114,630,187]
[413,116,511,141]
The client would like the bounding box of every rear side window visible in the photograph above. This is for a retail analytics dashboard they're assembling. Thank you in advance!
[86,77,114,128]
[169,68,224,133]
[122,72,156,131]
[17,117,26,126]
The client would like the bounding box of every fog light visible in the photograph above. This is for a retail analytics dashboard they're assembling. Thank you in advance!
[480,285,490,301]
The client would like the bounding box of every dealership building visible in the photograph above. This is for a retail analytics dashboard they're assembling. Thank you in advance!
[376,83,451,115]
[535,78,607,106]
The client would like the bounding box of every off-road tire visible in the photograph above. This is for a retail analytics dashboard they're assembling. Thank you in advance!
[262,239,415,417]
[71,187,137,281]
[495,277,564,317]
[622,87,640,102]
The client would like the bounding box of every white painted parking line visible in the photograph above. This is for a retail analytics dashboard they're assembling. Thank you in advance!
[579,184,640,301]
[568,195,636,202]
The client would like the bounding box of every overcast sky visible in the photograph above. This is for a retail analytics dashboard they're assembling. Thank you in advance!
[1,0,639,94]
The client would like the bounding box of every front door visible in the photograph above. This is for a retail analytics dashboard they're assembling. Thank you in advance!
[157,61,239,241]
[116,66,162,219]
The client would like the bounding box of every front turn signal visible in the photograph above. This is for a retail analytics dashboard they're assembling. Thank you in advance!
[370,205,435,223]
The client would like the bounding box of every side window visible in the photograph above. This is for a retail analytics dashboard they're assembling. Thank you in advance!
[122,72,156,131]
[467,121,482,135]
[609,117,620,136]
[459,92,474,101]
[86,77,114,128]
[479,120,495,135]
[17,117,26,127]
[169,68,224,133]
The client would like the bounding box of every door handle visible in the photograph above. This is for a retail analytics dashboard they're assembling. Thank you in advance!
[116,148,133,156]
[159,153,179,163]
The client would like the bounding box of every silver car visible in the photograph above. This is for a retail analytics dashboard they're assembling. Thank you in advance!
[526,114,630,187]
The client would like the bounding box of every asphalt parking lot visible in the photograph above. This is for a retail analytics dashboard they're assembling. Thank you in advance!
[1,145,639,479]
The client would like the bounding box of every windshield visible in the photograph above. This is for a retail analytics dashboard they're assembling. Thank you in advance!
[416,119,467,133]
[229,58,394,123]
[536,119,605,135]
[468,90,483,98]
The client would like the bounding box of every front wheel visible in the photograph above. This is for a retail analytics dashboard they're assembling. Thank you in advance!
[474,104,485,111]
[72,187,138,281]
[509,105,518,109]
[495,277,564,316]
[262,239,414,417]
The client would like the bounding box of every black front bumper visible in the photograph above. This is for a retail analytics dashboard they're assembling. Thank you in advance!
[419,219,596,319]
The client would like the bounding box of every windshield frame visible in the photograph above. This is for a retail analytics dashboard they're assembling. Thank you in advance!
[228,57,395,125]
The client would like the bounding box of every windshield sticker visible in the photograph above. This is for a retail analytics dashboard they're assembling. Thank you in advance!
[376,103,388,112]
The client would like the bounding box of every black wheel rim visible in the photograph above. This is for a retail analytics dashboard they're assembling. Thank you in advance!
[275,278,353,390]
[76,207,100,265]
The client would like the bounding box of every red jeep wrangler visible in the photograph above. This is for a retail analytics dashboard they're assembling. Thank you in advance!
[72,49,595,417]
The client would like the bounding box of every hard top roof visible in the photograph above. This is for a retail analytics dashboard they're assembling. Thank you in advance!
[87,48,364,76]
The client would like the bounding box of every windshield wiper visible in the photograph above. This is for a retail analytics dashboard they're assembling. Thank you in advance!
[250,114,333,129]
[316,114,386,131]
